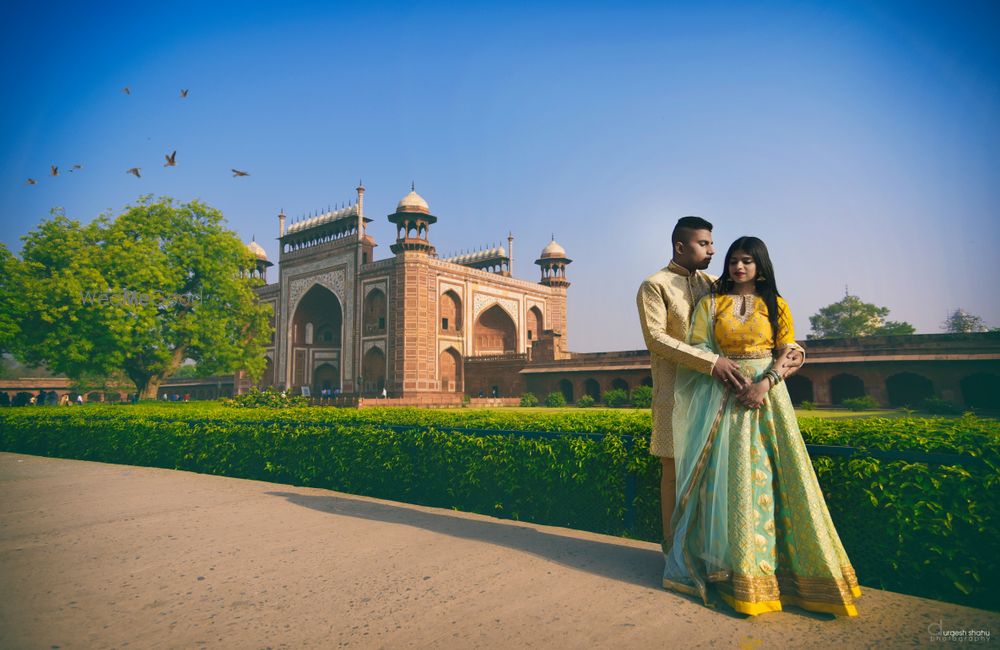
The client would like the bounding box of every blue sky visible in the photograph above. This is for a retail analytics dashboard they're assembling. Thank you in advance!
[2,0,998,351]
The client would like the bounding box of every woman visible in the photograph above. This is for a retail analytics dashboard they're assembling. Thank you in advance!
[662,236,861,617]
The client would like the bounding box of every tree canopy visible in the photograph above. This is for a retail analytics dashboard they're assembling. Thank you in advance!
[0,243,22,356]
[808,294,915,339]
[7,196,271,398]
[941,309,989,333]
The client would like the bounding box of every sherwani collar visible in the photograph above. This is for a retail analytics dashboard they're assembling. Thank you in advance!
[667,260,693,277]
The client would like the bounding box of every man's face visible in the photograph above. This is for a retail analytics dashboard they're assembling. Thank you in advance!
[678,229,715,270]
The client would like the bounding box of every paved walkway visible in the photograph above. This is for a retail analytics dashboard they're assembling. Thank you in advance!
[0,452,996,649]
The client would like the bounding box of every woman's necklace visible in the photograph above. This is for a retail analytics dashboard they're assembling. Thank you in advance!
[731,293,756,324]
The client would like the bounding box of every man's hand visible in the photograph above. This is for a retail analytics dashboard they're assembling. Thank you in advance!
[711,356,750,392]
[738,381,770,409]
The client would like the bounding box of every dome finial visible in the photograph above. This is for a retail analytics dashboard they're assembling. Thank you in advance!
[411,180,415,192]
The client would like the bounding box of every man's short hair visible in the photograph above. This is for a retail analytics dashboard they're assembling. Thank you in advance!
[671,216,713,245]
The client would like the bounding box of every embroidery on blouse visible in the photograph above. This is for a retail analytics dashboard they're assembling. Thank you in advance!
[731,294,756,325]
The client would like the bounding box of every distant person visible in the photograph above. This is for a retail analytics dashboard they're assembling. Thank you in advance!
[381,387,387,399]
[75,394,84,405]
[661,236,858,617]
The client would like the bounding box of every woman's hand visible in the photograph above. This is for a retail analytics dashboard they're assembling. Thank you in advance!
[774,346,805,379]
[738,380,770,409]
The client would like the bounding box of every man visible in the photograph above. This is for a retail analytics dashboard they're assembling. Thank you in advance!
[636,216,751,553]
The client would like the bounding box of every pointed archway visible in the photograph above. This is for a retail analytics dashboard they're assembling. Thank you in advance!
[474,304,516,355]
[439,347,462,392]
[362,346,386,394]
[291,284,343,390]
[527,306,543,342]
[313,362,340,395]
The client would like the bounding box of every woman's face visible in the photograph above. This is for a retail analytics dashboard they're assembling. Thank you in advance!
[728,250,757,287]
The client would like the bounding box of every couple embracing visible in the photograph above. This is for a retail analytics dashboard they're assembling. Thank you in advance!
[637,216,861,617]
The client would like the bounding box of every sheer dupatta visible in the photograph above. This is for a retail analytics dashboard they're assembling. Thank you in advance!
[663,294,735,603]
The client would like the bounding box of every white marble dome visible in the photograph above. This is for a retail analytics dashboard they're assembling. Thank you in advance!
[247,240,268,261]
[396,190,430,214]
[539,238,567,259]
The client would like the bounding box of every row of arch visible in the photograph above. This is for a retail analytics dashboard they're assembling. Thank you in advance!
[437,291,546,349]
[535,371,998,409]
[551,376,653,403]
[269,345,467,395]
[786,371,998,408]
[293,283,546,357]
[283,224,360,253]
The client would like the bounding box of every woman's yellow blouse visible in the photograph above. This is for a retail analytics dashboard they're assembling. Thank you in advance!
[690,294,796,357]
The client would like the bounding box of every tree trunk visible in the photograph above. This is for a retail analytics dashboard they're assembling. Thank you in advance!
[135,376,161,400]
[141,381,160,400]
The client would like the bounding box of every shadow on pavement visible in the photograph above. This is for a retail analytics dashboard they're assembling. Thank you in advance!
[266,489,821,620]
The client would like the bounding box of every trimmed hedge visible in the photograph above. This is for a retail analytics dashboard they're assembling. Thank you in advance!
[0,404,996,611]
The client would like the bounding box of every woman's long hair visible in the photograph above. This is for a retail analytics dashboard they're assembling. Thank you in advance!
[712,236,783,345]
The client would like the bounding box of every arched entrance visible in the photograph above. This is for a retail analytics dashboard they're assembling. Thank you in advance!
[960,373,1000,409]
[785,375,814,405]
[291,285,343,390]
[362,347,386,393]
[886,372,934,407]
[559,379,574,404]
[439,348,462,392]
[313,362,339,395]
[611,378,629,392]
[830,374,865,405]
[584,378,601,401]
[474,304,516,354]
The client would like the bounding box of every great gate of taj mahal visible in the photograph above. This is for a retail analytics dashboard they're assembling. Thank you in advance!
[243,183,574,400]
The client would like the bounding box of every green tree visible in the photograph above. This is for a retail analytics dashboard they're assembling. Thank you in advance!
[12,196,272,398]
[808,294,915,339]
[942,309,988,333]
[0,243,23,355]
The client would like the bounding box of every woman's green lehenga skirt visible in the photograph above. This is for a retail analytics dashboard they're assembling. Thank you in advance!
[663,357,861,617]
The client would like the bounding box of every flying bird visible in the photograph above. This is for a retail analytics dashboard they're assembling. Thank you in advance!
[50,165,58,176]
[122,86,130,95]
[26,178,37,185]
[180,89,188,98]
[164,151,176,167]
[69,164,82,173]
[127,167,141,178]
[231,169,249,177]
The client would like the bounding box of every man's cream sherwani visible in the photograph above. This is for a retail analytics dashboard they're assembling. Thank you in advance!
[636,260,718,458]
